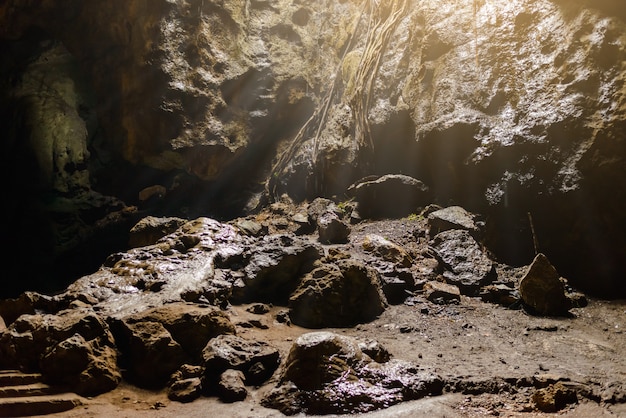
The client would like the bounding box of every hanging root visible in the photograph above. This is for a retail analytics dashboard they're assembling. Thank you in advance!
[527,211,539,255]
[266,0,407,201]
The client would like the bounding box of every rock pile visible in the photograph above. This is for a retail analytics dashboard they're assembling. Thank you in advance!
[0,197,592,414]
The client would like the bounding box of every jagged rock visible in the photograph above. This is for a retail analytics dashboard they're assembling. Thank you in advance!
[112,320,186,388]
[202,334,280,387]
[0,308,120,396]
[347,174,430,219]
[39,333,120,397]
[480,283,520,307]
[167,364,203,403]
[109,303,235,388]
[362,234,412,267]
[128,216,187,248]
[519,253,572,316]
[430,230,495,295]
[532,382,578,412]
[64,217,244,318]
[280,332,365,391]
[317,211,350,244]
[217,369,247,403]
[427,206,481,238]
[288,260,387,328]
[223,234,322,304]
[307,198,342,224]
[246,303,271,315]
[423,281,461,305]
[263,332,443,415]
[361,235,415,304]
[231,219,266,237]
[0,292,58,327]
[118,303,236,360]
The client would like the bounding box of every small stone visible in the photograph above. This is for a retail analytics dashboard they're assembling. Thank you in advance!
[423,281,461,304]
[532,382,578,412]
[217,369,247,403]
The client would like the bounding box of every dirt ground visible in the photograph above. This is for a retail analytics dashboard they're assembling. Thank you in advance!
[40,218,626,417]
[47,296,625,418]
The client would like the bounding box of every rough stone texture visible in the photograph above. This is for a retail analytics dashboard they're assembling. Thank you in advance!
[116,303,236,360]
[0,308,120,396]
[280,331,365,391]
[111,320,187,388]
[202,334,280,387]
[316,211,350,244]
[217,369,248,403]
[224,233,322,304]
[532,382,578,412]
[288,260,387,328]
[519,253,572,316]
[423,281,461,305]
[128,216,187,248]
[430,229,496,295]
[167,364,204,403]
[109,302,236,388]
[64,217,245,318]
[264,332,443,415]
[362,234,412,268]
[167,377,203,403]
[427,206,481,238]
[1,0,626,298]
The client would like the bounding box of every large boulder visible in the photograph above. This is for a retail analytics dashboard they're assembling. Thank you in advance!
[217,233,322,304]
[519,253,572,316]
[110,303,236,387]
[263,332,443,415]
[429,229,496,295]
[347,174,430,219]
[288,260,387,328]
[0,308,120,396]
[1,0,625,298]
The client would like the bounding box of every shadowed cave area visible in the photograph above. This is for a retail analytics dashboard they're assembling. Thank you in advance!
[0,1,625,417]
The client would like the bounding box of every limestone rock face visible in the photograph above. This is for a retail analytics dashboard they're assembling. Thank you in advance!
[1,0,626,296]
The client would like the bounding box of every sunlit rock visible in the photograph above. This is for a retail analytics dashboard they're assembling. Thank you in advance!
[429,229,496,295]
[202,334,280,388]
[263,331,443,415]
[423,281,461,305]
[427,206,482,238]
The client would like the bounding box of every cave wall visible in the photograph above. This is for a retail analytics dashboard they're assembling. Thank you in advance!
[0,0,625,297]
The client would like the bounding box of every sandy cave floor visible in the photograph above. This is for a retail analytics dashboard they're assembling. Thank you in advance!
[45,296,626,418]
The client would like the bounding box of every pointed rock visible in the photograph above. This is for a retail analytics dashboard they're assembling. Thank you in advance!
[519,253,571,316]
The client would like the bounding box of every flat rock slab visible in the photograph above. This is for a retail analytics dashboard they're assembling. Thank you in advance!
[0,393,83,417]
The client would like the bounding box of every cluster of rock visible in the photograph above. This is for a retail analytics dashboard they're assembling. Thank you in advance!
[0,176,588,414]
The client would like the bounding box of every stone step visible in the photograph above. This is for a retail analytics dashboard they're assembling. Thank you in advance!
[0,372,43,387]
[0,394,83,417]
[0,382,65,398]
